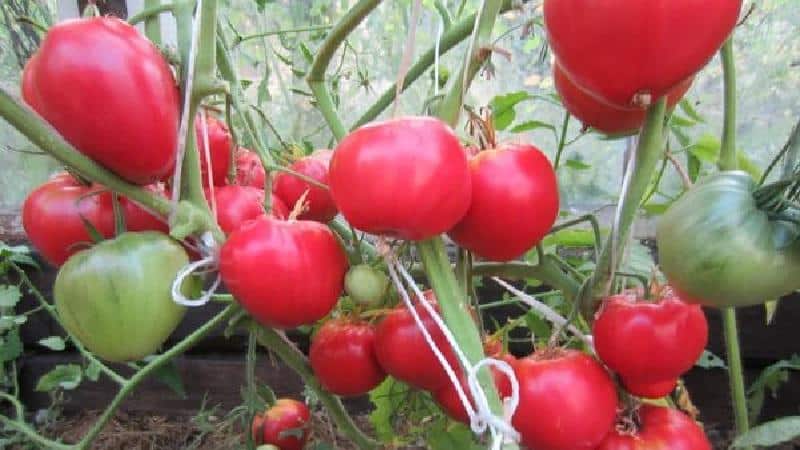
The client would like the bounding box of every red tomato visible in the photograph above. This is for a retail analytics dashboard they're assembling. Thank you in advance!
[309,319,386,396]
[553,62,694,135]
[22,17,179,184]
[597,406,711,450]
[195,114,232,187]
[330,116,471,240]
[374,292,460,391]
[273,156,337,223]
[206,185,287,235]
[433,357,515,424]
[513,350,618,450]
[219,216,348,329]
[544,0,741,108]
[310,148,334,165]
[22,174,167,266]
[448,143,559,261]
[593,290,708,398]
[251,399,311,450]
[234,148,267,188]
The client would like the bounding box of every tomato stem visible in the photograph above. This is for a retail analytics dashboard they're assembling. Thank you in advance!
[723,307,751,443]
[718,39,738,172]
[127,2,174,27]
[141,0,165,45]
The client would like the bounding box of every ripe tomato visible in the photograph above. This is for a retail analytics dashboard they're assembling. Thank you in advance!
[433,357,514,424]
[235,148,267,188]
[513,350,618,450]
[330,116,471,240]
[657,171,800,307]
[344,264,389,306]
[448,143,559,261]
[23,174,167,266]
[374,291,459,391]
[593,289,708,398]
[22,17,179,184]
[273,156,337,223]
[196,114,232,186]
[219,216,348,329]
[597,405,711,450]
[206,185,288,235]
[54,232,191,362]
[544,0,741,108]
[309,319,386,396]
[553,62,694,135]
[251,399,311,450]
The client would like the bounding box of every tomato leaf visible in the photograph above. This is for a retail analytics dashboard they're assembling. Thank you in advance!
[0,285,21,308]
[747,355,800,423]
[564,159,591,170]
[695,350,727,369]
[84,360,102,382]
[732,416,800,448]
[678,99,705,123]
[428,423,482,449]
[765,299,779,325]
[542,229,595,248]
[0,328,22,362]
[38,336,66,351]
[151,359,187,399]
[738,150,763,181]
[489,91,531,130]
[686,133,721,165]
[369,377,411,443]
[36,364,82,391]
[509,120,559,144]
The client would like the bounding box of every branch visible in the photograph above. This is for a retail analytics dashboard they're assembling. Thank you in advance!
[718,38,738,171]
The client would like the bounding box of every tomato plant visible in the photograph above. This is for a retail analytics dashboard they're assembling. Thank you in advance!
[251,399,311,450]
[22,17,179,184]
[597,405,712,450]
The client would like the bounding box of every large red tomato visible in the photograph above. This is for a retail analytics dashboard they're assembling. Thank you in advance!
[553,62,694,135]
[273,156,337,223]
[309,319,386,396]
[374,292,459,391]
[433,358,514,424]
[22,174,167,266]
[219,216,348,329]
[195,114,232,187]
[234,148,267,188]
[593,289,708,398]
[597,406,711,450]
[544,0,741,108]
[330,116,471,240]
[22,17,179,184]
[448,143,559,261]
[513,350,618,450]
[206,185,287,235]
[251,399,310,450]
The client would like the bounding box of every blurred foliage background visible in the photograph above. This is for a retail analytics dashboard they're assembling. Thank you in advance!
[0,0,798,215]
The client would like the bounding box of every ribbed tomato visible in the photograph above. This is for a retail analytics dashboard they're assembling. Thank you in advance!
[23,173,167,266]
[196,114,232,186]
[544,0,741,108]
[448,143,559,261]
[251,399,310,450]
[593,290,708,398]
[553,62,693,135]
[219,216,348,329]
[374,292,459,391]
[273,155,337,223]
[330,116,471,240]
[234,148,267,188]
[309,319,386,396]
[513,350,618,450]
[206,185,287,235]
[597,406,711,450]
[22,17,179,184]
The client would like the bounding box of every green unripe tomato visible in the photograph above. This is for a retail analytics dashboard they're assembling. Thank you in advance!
[345,264,389,307]
[54,231,194,362]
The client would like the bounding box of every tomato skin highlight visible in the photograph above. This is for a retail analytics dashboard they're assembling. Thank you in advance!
[235,148,267,188]
[22,174,167,266]
[448,143,559,261]
[330,116,471,240]
[553,62,693,135]
[597,406,712,450]
[593,291,708,398]
[251,399,311,450]
[54,232,190,362]
[219,216,348,329]
[22,17,180,184]
[512,350,618,450]
[309,319,386,396]
[273,156,338,223]
[195,114,232,187]
[544,0,741,108]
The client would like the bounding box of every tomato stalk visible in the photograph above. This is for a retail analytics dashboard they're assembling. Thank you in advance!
[718,39,738,172]
[472,257,581,302]
[127,2,174,27]
[255,327,379,450]
[142,0,163,44]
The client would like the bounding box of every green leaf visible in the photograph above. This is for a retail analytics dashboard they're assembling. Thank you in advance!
[747,355,800,422]
[732,416,800,448]
[84,360,102,382]
[695,350,727,369]
[428,423,482,449]
[0,285,21,307]
[765,299,779,325]
[36,364,82,391]
[524,310,551,342]
[642,202,672,216]
[257,76,271,105]
[151,359,187,399]
[564,159,591,170]
[687,133,721,164]
[738,150,763,181]
[669,114,699,128]
[509,120,559,143]
[0,328,22,362]
[489,91,531,130]
[678,99,705,123]
[299,42,314,65]
[369,377,410,443]
[38,336,66,351]
[542,229,595,248]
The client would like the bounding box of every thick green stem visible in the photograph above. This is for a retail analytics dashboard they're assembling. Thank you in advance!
[0,89,171,217]
[255,328,378,450]
[309,81,348,141]
[723,308,750,441]
[718,39,738,172]
[128,2,174,26]
[472,257,581,302]
[143,0,163,44]
[579,98,667,316]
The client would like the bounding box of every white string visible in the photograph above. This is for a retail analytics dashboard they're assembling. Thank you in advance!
[171,232,222,307]
[199,108,218,219]
[607,135,639,295]
[386,258,520,449]
[434,18,444,97]
[491,277,593,348]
